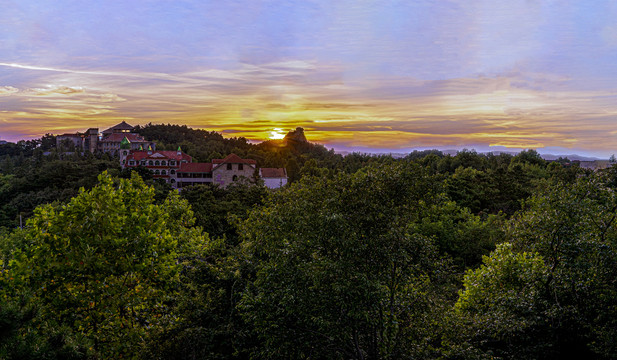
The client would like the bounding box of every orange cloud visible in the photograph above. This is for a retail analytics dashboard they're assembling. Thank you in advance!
[2,61,617,157]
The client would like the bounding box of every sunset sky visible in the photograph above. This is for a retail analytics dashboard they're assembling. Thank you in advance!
[2,1,617,157]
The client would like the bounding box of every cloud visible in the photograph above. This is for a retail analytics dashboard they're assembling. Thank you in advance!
[2,59,617,157]
[27,85,85,96]
[0,86,19,95]
[264,60,316,71]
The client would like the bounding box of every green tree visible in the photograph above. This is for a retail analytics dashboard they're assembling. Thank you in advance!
[446,173,617,359]
[445,243,549,359]
[238,163,449,359]
[0,172,206,358]
[180,181,269,242]
[446,166,493,214]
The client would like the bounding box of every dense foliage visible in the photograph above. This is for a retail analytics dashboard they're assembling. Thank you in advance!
[1,124,613,359]
[0,172,206,358]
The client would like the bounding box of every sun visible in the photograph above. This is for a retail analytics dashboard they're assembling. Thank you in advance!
[268,128,286,140]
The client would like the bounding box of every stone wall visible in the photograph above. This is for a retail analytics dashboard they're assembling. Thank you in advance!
[212,163,255,187]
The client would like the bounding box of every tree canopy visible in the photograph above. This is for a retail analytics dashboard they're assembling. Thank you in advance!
[0,172,207,358]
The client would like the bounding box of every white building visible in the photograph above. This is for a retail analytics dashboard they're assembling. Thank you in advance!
[259,168,288,189]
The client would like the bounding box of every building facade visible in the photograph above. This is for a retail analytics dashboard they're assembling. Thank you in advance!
[55,121,153,154]
[122,147,258,189]
[59,122,287,190]
[259,168,288,189]
[211,154,257,187]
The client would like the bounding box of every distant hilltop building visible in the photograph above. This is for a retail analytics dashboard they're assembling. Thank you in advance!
[57,121,288,189]
[56,121,154,154]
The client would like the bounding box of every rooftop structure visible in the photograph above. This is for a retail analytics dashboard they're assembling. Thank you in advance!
[102,121,134,135]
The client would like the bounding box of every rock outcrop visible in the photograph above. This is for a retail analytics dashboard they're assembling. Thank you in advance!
[284,127,308,143]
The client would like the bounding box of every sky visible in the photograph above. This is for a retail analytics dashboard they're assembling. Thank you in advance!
[2,0,617,157]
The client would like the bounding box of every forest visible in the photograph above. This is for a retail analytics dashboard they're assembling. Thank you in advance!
[0,124,615,359]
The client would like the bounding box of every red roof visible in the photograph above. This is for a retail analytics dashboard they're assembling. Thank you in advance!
[101,133,148,143]
[212,153,257,165]
[260,168,287,178]
[179,162,212,173]
[126,150,192,162]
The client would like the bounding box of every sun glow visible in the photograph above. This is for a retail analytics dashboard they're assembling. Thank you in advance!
[268,128,286,140]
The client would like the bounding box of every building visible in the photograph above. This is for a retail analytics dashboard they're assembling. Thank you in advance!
[121,143,192,186]
[211,153,257,187]
[99,132,151,154]
[259,168,288,189]
[98,121,151,155]
[55,121,153,154]
[56,133,85,150]
[83,128,99,152]
[102,121,134,135]
[59,121,287,190]
[122,147,258,189]
[177,162,213,188]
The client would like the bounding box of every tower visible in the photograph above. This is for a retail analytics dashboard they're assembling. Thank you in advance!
[119,136,131,166]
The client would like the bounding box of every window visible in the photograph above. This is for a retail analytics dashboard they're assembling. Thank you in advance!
[227,163,232,170]
[155,170,160,175]
[161,161,167,166]
[161,170,167,175]
[129,160,135,166]
[232,175,238,181]
[170,179,175,183]
[170,160,176,166]
[239,163,243,170]
[141,160,146,166]
[123,150,128,156]
[171,169,176,174]
[155,160,160,166]
[149,160,153,166]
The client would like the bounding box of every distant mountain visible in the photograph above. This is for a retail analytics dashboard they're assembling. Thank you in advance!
[471,150,602,161]
[334,147,607,162]
[538,153,602,161]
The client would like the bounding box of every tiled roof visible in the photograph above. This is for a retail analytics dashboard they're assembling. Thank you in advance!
[101,133,147,143]
[102,121,134,133]
[260,168,287,178]
[212,153,257,165]
[126,150,192,162]
[179,162,212,173]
